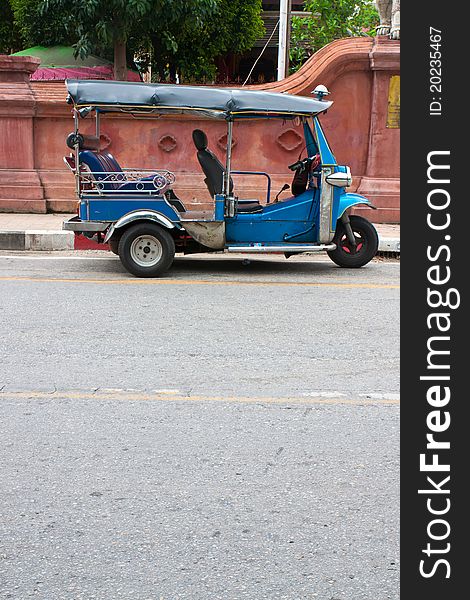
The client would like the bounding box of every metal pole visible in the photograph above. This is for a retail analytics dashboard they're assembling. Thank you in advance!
[277,0,289,80]
[95,110,100,138]
[286,0,292,75]
[74,109,80,198]
[224,120,233,196]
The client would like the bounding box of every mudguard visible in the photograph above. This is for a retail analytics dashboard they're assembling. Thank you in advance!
[104,210,177,243]
[334,192,376,222]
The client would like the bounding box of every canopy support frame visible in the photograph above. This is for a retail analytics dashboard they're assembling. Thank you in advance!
[224,119,234,199]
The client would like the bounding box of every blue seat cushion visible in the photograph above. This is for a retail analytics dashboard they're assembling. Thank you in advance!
[78,151,181,201]
[79,150,124,190]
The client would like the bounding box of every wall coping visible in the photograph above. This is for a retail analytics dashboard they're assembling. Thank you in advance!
[0,55,40,72]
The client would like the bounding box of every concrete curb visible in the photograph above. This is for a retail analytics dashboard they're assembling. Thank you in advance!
[0,229,400,255]
[378,237,400,253]
[0,230,74,251]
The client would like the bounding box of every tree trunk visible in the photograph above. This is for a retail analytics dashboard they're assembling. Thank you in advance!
[169,64,177,84]
[113,37,127,81]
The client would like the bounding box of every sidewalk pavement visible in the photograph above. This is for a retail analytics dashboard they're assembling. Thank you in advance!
[0,213,400,254]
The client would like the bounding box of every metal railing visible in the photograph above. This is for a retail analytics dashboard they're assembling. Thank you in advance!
[78,168,176,196]
[231,171,272,203]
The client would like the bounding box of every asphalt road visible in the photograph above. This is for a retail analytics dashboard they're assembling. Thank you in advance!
[0,252,399,599]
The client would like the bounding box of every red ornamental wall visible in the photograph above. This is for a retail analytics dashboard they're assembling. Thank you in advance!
[0,37,399,222]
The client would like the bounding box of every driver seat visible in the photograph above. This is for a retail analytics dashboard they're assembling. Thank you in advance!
[192,129,232,197]
[192,129,262,213]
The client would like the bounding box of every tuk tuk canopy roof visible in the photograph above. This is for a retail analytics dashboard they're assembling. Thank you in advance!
[65,79,332,119]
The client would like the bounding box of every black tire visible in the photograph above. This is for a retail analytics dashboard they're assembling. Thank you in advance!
[327,215,378,268]
[118,222,175,277]
[108,237,120,255]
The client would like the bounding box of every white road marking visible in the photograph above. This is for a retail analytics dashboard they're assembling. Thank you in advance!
[359,392,400,401]
[0,254,117,261]
[302,391,347,397]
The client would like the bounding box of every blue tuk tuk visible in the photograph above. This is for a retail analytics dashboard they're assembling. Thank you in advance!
[63,79,378,277]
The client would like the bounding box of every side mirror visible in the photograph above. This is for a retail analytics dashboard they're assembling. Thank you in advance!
[274,183,290,202]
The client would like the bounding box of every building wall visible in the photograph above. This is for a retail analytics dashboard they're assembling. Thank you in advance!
[0,37,399,222]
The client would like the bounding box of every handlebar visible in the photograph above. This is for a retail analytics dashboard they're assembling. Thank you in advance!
[288,154,320,173]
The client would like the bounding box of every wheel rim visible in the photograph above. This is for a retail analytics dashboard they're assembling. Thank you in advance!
[339,230,365,255]
[129,235,163,267]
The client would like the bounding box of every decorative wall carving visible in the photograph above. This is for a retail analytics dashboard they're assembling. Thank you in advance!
[158,135,177,153]
[99,133,111,150]
[276,129,303,152]
[217,134,237,152]
[376,0,400,39]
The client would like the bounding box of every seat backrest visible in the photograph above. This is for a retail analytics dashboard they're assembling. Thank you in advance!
[79,150,124,190]
[192,129,233,197]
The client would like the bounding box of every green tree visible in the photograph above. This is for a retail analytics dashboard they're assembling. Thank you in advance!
[7,0,263,82]
[0,1,22,53]
[40,0,219,80]
[289,0,379,73]
[147,0,265,82]
[10,0,71,47]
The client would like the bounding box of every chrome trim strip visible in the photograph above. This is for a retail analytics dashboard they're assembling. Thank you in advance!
[319,168,334,243]
[227,244,336,253]
[63,220,108,232]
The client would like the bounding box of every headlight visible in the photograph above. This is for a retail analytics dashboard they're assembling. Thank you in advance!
[325,167,352,188]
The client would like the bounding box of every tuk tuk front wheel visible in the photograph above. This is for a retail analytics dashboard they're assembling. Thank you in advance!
[327,215,378,268]
[118,223,175,277]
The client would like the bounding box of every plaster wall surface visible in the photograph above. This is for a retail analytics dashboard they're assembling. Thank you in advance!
[0,38,399,221]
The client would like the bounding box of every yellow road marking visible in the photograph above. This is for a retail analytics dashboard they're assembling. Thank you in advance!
[0,276,399,289]
[0,390,400,406]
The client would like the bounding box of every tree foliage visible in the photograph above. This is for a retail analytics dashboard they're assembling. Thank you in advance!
[10,0,71,47]
[289,0,379,74]
[0,0,22,53]
[148,0,264,81]
[2,0,263,82]
[40,0,216,61]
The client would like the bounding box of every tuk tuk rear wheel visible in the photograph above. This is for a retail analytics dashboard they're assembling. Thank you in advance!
[118,223,175,277]
[327,215,378,268]
[108,237,120,255]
